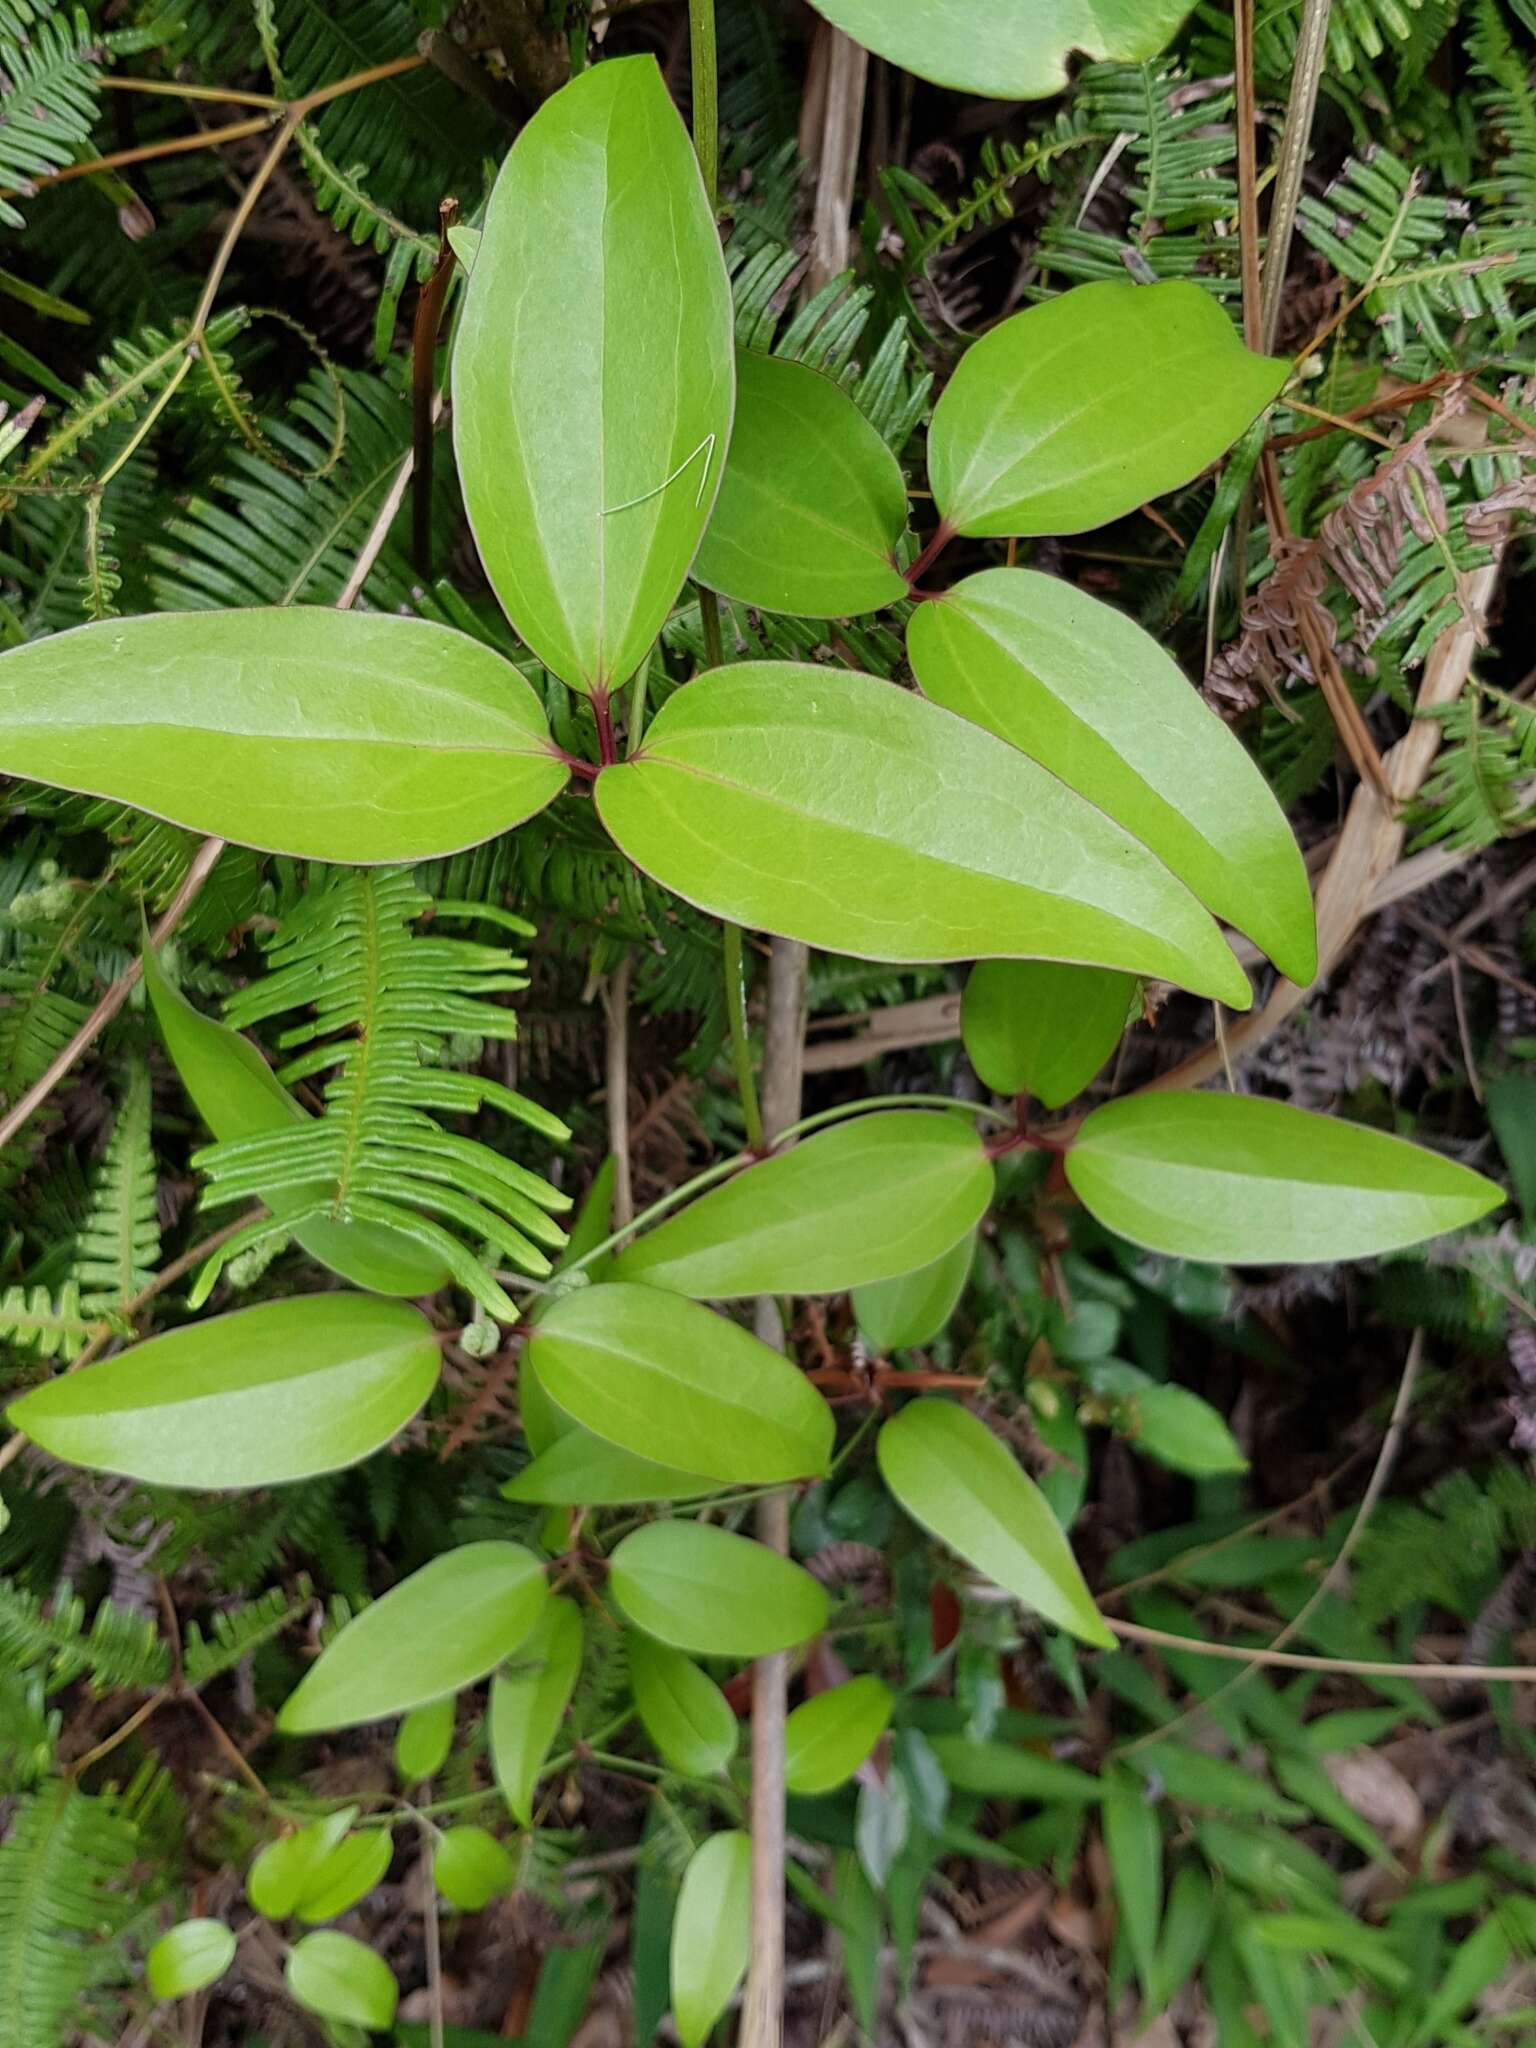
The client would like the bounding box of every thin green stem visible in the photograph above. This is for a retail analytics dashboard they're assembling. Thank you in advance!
[687,0,719,208]
[722,922,765,1152]
[626,647,652,757]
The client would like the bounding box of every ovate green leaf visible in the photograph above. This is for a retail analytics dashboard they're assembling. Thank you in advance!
[146,1920,236,2000]
[910,570,1315,982]
[145,945,451,1297]
[628,1633,739,1777]
[671,1832,752,2048]
[961,959,1133,1107]
[503,1429,722,1506]
[693,351,909,618]
[1067,1092,1504,1265]
[433,1826,515,1912]
[853,1230,974,1352]
[609,1522,829,1657]
[7,1295,440,1488]
[285,1931,398,2032]
[1090,1363,1247,1477]
[599,663,1249,1004]
[526,1283,833,1483]
[928,284,1287,538]
[806,0,1193,98]
[278,1543,547,1733]
[454,57,734,697]
[294,1829,392,1924]
[877,1400,1113,1647]
[615,1111,991,1298]
[395,1698,455,1784]
[0,610,566,860]
[784,1676,893,1795]
[488,1595,582,1826]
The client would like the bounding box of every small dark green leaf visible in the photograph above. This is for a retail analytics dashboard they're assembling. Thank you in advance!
[1089,1363,1247,1477]
[527,1283,833,1483]
[7,1295,440,1489]
[961,960,1133,1107]
[694,351,909,618]
[628,1633,739,1777]
[910,569,1315,982]
[285,1930,399,2031]
[395,1698,456,1784]
[599,663,1250,1003]
[434,1826,515,1912]
[278,1543,547,1733]
[0,610,566,860]
[454,58,734,697]
[853,1231,974,1352]
[146,1919,236,2000]
[609,1522,829,1657]
[671,1832,751,2048]
[877,1401,1113,1647]
[1067,1092,1503,1264]
[784,1677,893,1795]
[805,0,1193,98]
[488,1595,582,1827]
[616,1112,991,1299]
[928,283,1287,537]
[927,1735,1101,1803]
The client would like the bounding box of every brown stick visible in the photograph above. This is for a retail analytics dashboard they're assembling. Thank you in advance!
[603,957,635,1229]
[412,200,460,573]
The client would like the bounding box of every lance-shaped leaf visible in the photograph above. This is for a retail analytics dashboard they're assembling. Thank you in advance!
[0,610,567,861]
[598,663,1249,1004]
[454,57,734,697]
[144,945,451,1298]
[609,1522,829,1657]
[7,1295,440,1489]
[853,1231,975,1352]
[784,1676,893,1796]
[528,1283,832,1483]
[671,1833,752,2048]
[910,570,1316,982]
[278,1543,547,1733]
[489,1595,583,1826]
[614,1111,991,1298]
[806,0,1193,98]
[877,1400,1113,1647]
[628,1634,739,1778]
[928,283,1287,538]
[1067,1092,1504,1265]
[693,351,910,618]
[961,959,1134,1108]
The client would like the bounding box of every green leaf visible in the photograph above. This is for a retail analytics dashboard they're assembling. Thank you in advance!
[616,1112,990,1299]
[927,283,1287,538]
[1104,1766,1163,1999]
[295,1829,392,1924]
[1127,1743,1301,1821]
[609,1521,829,1657]
[1248,1910,1409,1990]
[7,1294,440,1489]
[910,570,1315,982]
[488,1595,583,1827]
[395,1698,456,1783]
[1089,1364,1247,1477]
[1066,1092,1504,1265]
[453,57,733,698]
[503,1429,723,1507]
[784,1677,893,1796]
[0,610,566,861]
[247,1811,356,1919]
[670,1832,752,2048]
[961,960,1133,1108]
[285,1930,399,2032]
[628,1633,739,1777]
[1487,1072,1536,1225]
[853,1230,974,1352]
[877,1400,1113,1648]
[599,663,1250,1004]
[526,1283,833,1484]
[278,1543,547,1733]
[146,1919,236,2000]
[805,0,1193,98]
[433,1826,515,1912]
[926,1735,1101,1804]
[693,351,909,618]
[144,944,450,1297]
[1147,1863,1215,2017]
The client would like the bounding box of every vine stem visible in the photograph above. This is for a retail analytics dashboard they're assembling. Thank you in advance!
[1258,0,1333,352]
[687,0,719,208]
[1104,1619,1536,1685]
[722,923,765,1153]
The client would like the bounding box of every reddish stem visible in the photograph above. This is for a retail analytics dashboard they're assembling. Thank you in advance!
[592,690,618,766]
[903,518,956,591]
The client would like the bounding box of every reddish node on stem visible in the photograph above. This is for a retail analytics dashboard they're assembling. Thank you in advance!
[591,689,618,767]
[903,517,956,592]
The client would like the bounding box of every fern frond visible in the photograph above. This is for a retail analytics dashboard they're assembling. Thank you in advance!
[0,1778,140,2048]
[1467,0,1536,226]
[0,1577,170,1691]
[195,870,571,1312]
[881,112,1095,272]
[1081,62,1238,235]
[74,1062,158,1315]
[182,1578,313,1688]
[0,2,105,231]
[1411,684,1536,847]
[0,1281,91,1360]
